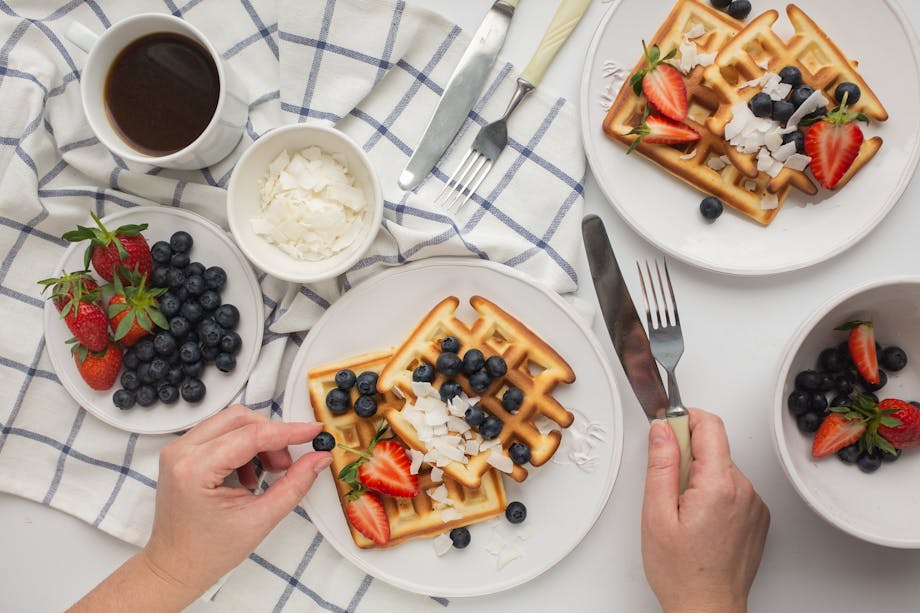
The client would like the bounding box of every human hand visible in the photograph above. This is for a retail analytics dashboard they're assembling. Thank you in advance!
[641,409,770,613]
[142,404,332,596]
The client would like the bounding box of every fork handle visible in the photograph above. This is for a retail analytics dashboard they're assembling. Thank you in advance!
[520,0,591,86]
[668,413,692,494]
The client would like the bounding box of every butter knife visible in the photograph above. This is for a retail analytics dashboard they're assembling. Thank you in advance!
[398,0,518,191]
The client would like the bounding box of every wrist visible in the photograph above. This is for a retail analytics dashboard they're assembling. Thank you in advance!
[664,596,746,613]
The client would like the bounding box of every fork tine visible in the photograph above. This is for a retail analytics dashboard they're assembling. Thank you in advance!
[662,259,679,326]
[446,154,488,210]
[652,259,670,327]
[436,149,476,205]
[645,260,664,329]
[636,261,654,329]
[443,153,482,209]
[453,159,492,211]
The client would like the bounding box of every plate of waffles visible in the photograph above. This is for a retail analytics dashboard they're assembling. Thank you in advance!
[580,0,920,275]
[282,258,623,596]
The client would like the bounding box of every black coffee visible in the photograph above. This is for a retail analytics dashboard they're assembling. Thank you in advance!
[104,32,220,156]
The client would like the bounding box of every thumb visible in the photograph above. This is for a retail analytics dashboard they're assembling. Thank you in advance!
[256,451,333,526]
[642,420,680,527]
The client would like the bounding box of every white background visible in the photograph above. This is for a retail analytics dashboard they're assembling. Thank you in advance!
[5,1,920,611]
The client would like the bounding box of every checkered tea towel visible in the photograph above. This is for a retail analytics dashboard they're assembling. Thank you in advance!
[0,0,586,610]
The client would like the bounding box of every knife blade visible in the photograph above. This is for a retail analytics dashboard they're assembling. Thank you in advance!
[398,0,518,191]
[582,215,691,492]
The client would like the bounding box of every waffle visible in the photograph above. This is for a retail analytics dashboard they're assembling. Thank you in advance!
[703,5,887,194]
[377,296,575,489]
[308,350,507,549]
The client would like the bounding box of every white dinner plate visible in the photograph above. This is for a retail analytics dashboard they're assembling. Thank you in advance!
[43,206,264,435]
[580,0,920,275]
[283,259,624,597]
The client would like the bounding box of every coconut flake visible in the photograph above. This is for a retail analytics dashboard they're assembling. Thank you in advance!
[441,508,463,523]
[760,194,779,210]
[428,484,450,505]
[744,180,758,192]
[487,451,514,474]
[497,544,523,569]
[679,148,698,161]
[433,533,453,556]
[756,58,770,70]
[784,89,829,131]
[410,381,439,399]
[785,153,812,171]
[431,467,444,482]
[767,159,784,178]
[485,529,505,555]
[706,156,727,171]
[465,439,481,456]
[772,141,798,163]
[678,40,698,74]
[409,449,424,475]
[724,103,752,141]
[479,438,502,451]
[685,24,705,39]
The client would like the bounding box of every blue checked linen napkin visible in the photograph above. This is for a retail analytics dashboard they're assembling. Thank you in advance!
[0,0,586,610]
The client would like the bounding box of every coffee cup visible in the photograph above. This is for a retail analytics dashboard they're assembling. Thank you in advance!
[67,14,247,170]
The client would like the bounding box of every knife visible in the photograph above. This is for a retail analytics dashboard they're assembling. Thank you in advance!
[398,0,518,191]
[582,215,691,493]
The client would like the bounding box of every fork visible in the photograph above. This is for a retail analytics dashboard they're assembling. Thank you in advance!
[638,258,692,493]
[435,0,591,212]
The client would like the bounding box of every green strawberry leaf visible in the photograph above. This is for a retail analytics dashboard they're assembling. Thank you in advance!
[114,310,136,340]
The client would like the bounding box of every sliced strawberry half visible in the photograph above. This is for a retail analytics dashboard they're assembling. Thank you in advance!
[836,320,878,385]
[804,92,868,190]
[812,412,866,457]
[357,440,419,498]
[344,490,390,546]
[630,41,687,121]
[627,112,700,152]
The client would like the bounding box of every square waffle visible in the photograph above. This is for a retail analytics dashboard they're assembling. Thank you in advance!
[703,5,887,195]
[308,350,507,549]
[377,296,575,489]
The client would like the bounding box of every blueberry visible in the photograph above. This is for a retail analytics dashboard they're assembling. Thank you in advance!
[912,401,920,410]
[880,346,907,372]
[170,251,190,269]
[312,432,335,452]
[169,231,193,253]
[186,262,206,277]
[710,0,730,8]
[772,100,795,123]
[726,0,751,19]
[355,371,378,395]
[216,331,240,356]
[449,527,471,549]
[179,341,202,364]
[505,501,527,524]
[817,372,836,392]
[790,85,815,109]
[837,341,855,367]
[479,414,503,439]
[215,353,236,373]
[836,444,862,464]
[198,290,221,311]
[123,349,139,370]
[158,384,180,404]
[181,301,204,324]
[781,130,805,154]
[787,390,810,416]
[151,241,172,264]
[818,347,846,373]
[462,349,485,375]
[174,286,189,303]
[864,392,880,404]
[198,319,223,347]
[354,395,378,418]
[502,387,524,413]
[830,394,850,407]
[185,274,206,296]
[440,336,461,353]
[469,369,492,393]
[136,385,157,407]
[185,331,199,344]
[153,332,177,356]
[509,442,531,465]
[834,375,854,395]
[182,360,205,378]
[834,82,861,105]
[436,352,462,377]
[113,388,136,410]
[180,377,206,403]
[857,451,882,474]
[440,380,462,401]
[215,304,239,329]
[135,338,156,362]
[881,448,902,463]
[700,196,723,220]
[464,405,485,427]
[796,411,822,434]
[794,370,820,391]
[160,293,182,318]
[118,370,139,392]
[860,370,887,392]
[808,392,828,413]
[166,267,186,290]
[485,356,507,378]
[169,316,191,338]
[166,365,184,385]
[778,65,803,88]
[412,363,435,383]
[150,266,170,288]
[148,357,169,382]
[748,92,773,118]
[203,266,227,290]
[200,344,220,362]
[335,369,357,390]
[326,388,350,414]
[137,362,155,384]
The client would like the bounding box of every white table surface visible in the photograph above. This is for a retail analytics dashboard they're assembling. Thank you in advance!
[5,1,920,611]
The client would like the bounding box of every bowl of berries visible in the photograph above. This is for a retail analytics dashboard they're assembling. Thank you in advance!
[772,277,920,548]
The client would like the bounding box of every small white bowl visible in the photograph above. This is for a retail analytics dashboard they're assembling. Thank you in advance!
[772,277,920,548]
[227,124,383,284]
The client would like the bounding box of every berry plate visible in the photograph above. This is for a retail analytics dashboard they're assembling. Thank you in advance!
[772,277,920,547]
[43,206,264,435]
[580,0,920,275]
[283,259,624,597]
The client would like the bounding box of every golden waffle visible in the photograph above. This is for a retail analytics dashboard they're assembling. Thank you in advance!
[703,5,887,194]
[378,296,575,489]
[308,350,507,549]
[603,0,795,225]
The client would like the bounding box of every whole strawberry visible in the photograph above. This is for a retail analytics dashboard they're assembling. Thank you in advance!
[38,271,108,352]
[62,213,151,282]
[877,399,920,449]
[72,339,122,391]
[107,269,168,347]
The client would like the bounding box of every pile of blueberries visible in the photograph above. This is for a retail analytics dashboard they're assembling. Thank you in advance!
[788,340,910,473]
[112,231,242,410]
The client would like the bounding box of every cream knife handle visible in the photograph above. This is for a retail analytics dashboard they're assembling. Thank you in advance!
[668,413,692,494]
[520,0,590,86]
[499,0,520,8]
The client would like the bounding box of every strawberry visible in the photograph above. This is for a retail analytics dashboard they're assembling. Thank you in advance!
[835,320,878,385]
[357,440,419,498]
[344,490,390,546]
[812,412,866,457]
[627,111,700,152]
[38,271,108,352]
[877,399,920,449]
[72,339,122,391]
[630,41,687,121]
[62,213,151,282]
[804,92,869,190]
[107,269,168,347]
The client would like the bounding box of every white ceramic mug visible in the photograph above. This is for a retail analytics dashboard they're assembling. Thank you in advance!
[67,14,247,170]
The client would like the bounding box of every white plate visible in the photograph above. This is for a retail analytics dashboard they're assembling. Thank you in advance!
[283,259,624,597]
[43,206,264,435]
[580,0,920,275]
[771,277,920,548]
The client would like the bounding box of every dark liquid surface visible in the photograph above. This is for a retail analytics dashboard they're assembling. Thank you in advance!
[104,32,220,156]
